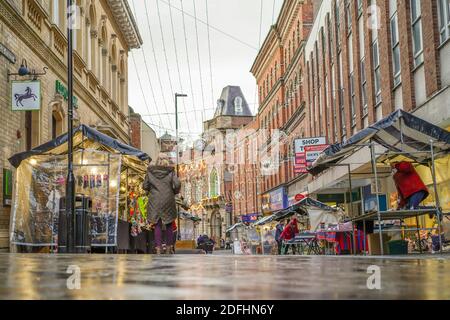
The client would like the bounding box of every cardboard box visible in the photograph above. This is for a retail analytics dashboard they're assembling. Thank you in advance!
[175,240,196,250]
[367,233,390,255]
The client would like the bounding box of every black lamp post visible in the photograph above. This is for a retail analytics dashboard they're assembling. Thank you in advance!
[66,0,76,253]
[175,93,187,240]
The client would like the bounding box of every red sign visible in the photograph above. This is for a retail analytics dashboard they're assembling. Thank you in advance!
[294,193,305,202]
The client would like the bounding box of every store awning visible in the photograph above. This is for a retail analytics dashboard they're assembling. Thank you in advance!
[9,125,150,168]
[309,110,450,175]
[226,223,244,233]
[179,211,201,222]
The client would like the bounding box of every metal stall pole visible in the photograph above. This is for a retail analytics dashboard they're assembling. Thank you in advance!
[347,164,356,255]
[370,142,384,255]
[429,140,443,254]
[65,0,76,253]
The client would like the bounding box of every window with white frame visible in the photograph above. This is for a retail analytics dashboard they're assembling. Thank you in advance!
[52,0,59,26]
[346,0,352,34]
[410,0,424,67]
[390,1,401,86]
[336,0,341,49]
[350,72,356,127]
[372,39,382,104]
[360,58,368,115]
[438,0,450,43]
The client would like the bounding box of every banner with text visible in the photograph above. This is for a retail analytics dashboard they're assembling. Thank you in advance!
[294,137,327,175]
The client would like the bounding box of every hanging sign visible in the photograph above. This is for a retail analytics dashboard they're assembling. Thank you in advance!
[11,80,41,111]
[0,42,16,64]
[294,137,327,174]
[3,169,13,207]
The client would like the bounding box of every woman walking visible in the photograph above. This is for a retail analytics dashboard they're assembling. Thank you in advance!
[143,154,181,254]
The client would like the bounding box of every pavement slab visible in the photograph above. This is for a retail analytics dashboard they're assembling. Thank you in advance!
[0,253,449,299]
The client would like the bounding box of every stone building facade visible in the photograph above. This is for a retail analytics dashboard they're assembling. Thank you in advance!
[179,86,254,245]
[0,0,141,250]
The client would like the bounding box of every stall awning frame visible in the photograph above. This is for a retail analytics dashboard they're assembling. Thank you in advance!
[309,109,450,175]
[9,125,150,168]
[254,197,336,226]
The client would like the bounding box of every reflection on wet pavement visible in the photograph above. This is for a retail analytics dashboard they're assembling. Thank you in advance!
[0,253,449,299]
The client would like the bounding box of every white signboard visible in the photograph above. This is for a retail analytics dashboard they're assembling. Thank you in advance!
[294,137,327,153]
[11,80,41,111]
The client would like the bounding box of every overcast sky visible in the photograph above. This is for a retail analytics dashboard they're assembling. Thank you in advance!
[128,0,283,139]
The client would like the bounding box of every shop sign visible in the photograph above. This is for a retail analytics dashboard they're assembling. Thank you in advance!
[55,80,79,108]
[268,187,287,211]
[0,42,16,64]
[294,137,328,175]
[241,213,258,223]
[11,80,41,111]
[3,169,13,207]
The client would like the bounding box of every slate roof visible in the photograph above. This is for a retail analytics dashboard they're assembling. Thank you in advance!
[214,86,252,117]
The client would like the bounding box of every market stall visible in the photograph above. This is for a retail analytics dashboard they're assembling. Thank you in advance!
[309,110,450,255]
[8,125,150,253]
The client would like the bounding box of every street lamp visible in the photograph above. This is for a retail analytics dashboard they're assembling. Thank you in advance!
[66,0,76,253]
[175,93,187,241]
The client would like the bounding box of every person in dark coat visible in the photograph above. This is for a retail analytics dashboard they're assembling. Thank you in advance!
[275,220,285,255]
[143,154,181,254]
[392,161,429,209]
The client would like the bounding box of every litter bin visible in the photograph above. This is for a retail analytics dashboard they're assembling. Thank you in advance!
[58,195,92,253]
[388,240,408,255]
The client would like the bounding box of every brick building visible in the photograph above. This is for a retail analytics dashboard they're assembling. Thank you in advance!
[179,86,254,244]
[233,0,313,216]
[129,107,160,162]
[304,0,450,213]
[0,0,141,250]
[233,0,450,218]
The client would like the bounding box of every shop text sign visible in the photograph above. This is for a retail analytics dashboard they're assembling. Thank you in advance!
[56,80,79,108]
[294,137,327,174]
[11,80,41,111]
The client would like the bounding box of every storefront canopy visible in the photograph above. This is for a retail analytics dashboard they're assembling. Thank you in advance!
[254,197,336,226]
[9,125,150,168]
[180,211,201,222]
[226,222,244,233]
[309,110,450,175]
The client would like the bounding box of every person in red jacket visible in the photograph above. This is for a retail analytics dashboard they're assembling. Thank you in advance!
[280,216,299,254]
[392,161,429,209]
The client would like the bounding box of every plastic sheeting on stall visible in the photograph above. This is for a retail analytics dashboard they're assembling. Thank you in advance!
[10,149,121,248]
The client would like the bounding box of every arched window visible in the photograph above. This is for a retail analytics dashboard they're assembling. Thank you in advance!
[88,4,97,71]
[234,96,243,115]
[209,168,219,197]
[100,25,108,87]
[52,111,63,139]
[111,43,117,98]
[52,0,60,26]
[119,58,125,110]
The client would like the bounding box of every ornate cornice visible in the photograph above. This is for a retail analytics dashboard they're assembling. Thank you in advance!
[106,0,142,49]
[0,1,130,142]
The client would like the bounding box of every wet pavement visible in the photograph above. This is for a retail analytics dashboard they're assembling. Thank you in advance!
[0,253,449,299]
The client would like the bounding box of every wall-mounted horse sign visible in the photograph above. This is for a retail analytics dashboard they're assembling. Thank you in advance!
[11,80,41,111]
